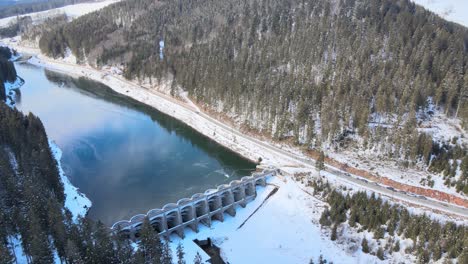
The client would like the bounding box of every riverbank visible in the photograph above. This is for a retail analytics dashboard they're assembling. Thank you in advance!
[2,66,92,220]
[49,140,91,220]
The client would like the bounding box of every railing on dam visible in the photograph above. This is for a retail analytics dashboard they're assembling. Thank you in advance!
[112,169,276,240]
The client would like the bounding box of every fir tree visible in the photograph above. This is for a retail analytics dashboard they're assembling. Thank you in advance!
[176,243,185,264]
[376,247,385,260]
[316,151,325,172]
[138,217,162,264]
[361,238,369,253]
[193,252,202,264]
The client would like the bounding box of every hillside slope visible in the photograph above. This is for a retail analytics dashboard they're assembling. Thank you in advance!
[35,0,468,194]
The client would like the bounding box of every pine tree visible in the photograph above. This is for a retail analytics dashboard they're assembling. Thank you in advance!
[193,252,202,264]
[65,240,84,264]
[161,240,172,264]
[113,229,134,264]
[374,226,385,240]
[361,238,369,253]
[319,208,331,227]
[316,151,325,172]
[318,254,327,264]
[330,224,338,241]
[393,240,400,253]
[376,247,385,260]
[93,221,116,263]
[28,210,54,264]
[138,217,162,264]
[176,243,185,264]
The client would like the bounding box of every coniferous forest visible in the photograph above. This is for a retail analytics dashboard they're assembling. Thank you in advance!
[317,181,468,262]
[37,0,468,193]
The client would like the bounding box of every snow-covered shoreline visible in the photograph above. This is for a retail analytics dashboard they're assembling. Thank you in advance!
[49,140,91,220]
[4,76,24,107]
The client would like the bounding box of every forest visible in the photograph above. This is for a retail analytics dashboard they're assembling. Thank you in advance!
[314,180,467,263]
[37,0,468,193]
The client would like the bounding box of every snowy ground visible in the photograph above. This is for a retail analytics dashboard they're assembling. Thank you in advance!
[166,168,464,264]
[0,0,120,28]
[328,99,468,200]
[168,174,392,264]
[411,0,468,28]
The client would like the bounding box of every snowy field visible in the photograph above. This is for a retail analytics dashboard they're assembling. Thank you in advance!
[0,0,120,28]
[411,0,468,27]
[168,174,396,264]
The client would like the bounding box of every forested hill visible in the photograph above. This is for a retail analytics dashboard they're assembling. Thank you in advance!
[38,0,468,189]
[0,47,18,101]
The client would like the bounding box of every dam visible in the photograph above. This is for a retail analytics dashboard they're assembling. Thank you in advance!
[112,169,276,240]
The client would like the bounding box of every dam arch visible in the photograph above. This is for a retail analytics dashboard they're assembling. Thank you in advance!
[112,169,276,240]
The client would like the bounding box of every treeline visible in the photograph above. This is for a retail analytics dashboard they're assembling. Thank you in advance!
[0,102,193,262]
[0,47,17,101]
[0,103,65,263]
[0,16,32,38]
[0,0,91,19]
[316,182,467,263]
[37,0,468,191]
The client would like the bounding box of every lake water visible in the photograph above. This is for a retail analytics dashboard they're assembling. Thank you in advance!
[14,62,256,225]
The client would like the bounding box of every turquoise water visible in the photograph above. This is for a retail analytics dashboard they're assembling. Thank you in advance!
[14,62,256,225]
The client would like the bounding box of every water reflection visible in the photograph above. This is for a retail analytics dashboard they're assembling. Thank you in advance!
[15,62,256,225]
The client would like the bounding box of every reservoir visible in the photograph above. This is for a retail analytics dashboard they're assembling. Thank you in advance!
[14,62,256,225]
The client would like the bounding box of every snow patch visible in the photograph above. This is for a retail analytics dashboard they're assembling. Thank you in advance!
[61,47,77,64]
[167,176,404,263]
[8,235,28,264]
[4,76,24,107]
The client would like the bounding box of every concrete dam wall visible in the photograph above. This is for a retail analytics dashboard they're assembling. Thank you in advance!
[112,169,276,240]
